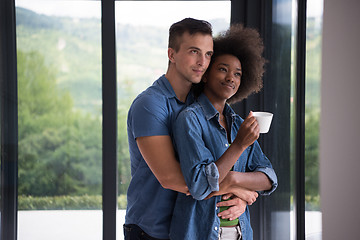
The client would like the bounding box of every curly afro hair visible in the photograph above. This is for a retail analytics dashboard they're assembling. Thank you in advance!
[201,24,266,104]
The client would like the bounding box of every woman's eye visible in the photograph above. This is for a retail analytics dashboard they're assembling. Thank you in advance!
[219,67,227,72]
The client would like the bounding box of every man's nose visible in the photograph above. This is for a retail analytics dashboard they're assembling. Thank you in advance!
[197,55,206,66]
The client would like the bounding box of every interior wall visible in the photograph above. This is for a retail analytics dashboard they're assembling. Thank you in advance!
[320,0,360,239]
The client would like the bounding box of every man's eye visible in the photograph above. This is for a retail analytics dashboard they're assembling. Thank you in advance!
[191,50,198,54]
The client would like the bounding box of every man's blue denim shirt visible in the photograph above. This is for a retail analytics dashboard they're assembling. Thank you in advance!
[170,93,278,240]
[126,75,194,239]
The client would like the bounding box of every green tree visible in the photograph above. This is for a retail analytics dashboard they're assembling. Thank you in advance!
[18,50,102,197]
[305,109,320,197]
[303,17,322,210]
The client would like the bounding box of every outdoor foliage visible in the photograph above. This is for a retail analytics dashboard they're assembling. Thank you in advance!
[304,18,322,209]
[18,194,127,210]
[16,7,321,211]
[17,50,102,197]
[16,7,151,209]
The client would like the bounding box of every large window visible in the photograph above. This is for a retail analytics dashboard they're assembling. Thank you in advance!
[1,0,322,239]
[15,1,102,239]
[304,0,323,239]
[290,0,323,239]
[14,1,231,239]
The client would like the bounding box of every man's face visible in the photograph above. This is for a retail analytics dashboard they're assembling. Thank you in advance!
[169,32,213,84]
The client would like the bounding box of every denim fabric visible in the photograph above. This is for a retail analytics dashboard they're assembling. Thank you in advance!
[126,75,194,239]
[170,93,278,240]
[123,224,170,240]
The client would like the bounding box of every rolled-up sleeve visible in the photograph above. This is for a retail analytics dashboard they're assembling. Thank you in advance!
[246,141,278,196]
[255,166,278,195]
[174,109,219,200]
[205,162,220,192]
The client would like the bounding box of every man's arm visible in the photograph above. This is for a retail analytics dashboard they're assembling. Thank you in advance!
[137,135,189,194]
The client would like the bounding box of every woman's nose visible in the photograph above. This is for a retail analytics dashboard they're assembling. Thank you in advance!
[225,74,234,82]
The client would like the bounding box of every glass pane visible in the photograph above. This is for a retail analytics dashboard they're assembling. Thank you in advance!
[290,0,297,239]
[15,1,102,239]
[115,1,230,239]
[267,0,295,239]
[305,0,323,239]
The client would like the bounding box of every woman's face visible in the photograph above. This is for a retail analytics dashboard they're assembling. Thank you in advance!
[203,54,242,103]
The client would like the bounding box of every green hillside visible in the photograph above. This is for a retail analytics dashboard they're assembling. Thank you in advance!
[16,7,168,113]
[15,6,322,210]
[16,7,230,113]
[16,7,102,113]
[15,7,230,207]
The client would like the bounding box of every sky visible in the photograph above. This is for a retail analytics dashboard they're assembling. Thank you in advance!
[15,0,323,28]
[15,0,231,27]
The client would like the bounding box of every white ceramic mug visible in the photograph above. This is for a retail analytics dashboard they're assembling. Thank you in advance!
[252,112,273,133]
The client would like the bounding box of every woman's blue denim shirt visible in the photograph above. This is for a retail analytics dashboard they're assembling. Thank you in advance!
[170,93,278,240]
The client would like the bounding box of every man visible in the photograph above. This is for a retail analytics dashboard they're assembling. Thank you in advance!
[124,18,261,239]
[124,18,215,240]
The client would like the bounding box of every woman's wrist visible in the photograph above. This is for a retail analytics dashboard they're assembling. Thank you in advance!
[229,141,247,156]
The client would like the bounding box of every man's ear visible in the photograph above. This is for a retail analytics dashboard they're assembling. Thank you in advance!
[168,48,175,63]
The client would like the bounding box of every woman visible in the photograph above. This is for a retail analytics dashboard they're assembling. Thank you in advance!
[169,24,278,240]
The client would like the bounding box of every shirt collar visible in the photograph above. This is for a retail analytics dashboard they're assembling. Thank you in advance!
[197,93,237,121]
[156,74,195,105]
[156,74,177,99]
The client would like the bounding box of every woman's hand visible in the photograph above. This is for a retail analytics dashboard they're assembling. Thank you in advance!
[232,111,260,149]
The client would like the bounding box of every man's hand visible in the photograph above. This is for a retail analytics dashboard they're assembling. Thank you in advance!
[206,185,258,205]
[217,195,247,221]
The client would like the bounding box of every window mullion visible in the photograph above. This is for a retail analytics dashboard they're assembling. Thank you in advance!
[0,0,18,240]
[101,0,118,240]
[295,0,307,239]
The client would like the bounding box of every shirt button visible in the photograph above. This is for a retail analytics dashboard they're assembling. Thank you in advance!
[214,226,218,231]
[225,143,229,147]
